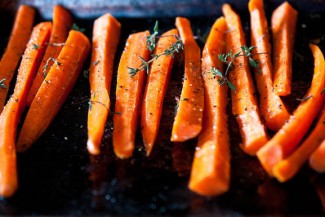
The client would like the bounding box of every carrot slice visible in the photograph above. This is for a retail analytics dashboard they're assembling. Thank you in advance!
[222,4,268,155]
[0,22,51,197]
[141,28,178,156]
[26,5,73,106]
[188,17,230,196]
[272,2,297,96]
[0,5,35,111]
[87,14,121,155]
[249,0,290,131]
[310,138,325,173]
[171,17,204,142]
[113,31,150,159]
[16,30,90,151]
[272,106,325,182]
[257,44,325,176]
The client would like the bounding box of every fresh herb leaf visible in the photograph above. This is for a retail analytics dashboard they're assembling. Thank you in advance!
[32,43,39,50]
[83,69,90,78]
[146,20,159,52]
[71,23,85,32]
[0,78,7,89]
[249,57,259,68]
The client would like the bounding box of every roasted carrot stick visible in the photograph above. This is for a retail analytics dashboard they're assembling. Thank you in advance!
[310,138,325,173]
[257,44,325,176]
[249,0,290,131]
[0,22,51,197]
[171,17,204,142]
[113,31,150,159]
[141,29,178,156]
[0,5,35,110]
[26,5,73,106]
[87,14,121,155]
[272,106,325,182]
[16,30,90,151]
[222,4,268,155]
[188,17,230,196]
[272,2,297,96]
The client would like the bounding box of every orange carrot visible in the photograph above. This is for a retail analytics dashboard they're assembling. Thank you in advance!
[26,5,73,106]
[87,14,121,155]
[141,28,178,156]
[113,31,150,159]
[0,5,35,110]
[249,0,290,131]
[171,17,204,142]
[222,4,268,155]
[16,30,90,151]
[272,106,325,182]
[310,138,325,173]
[0,22,51,197]
[272,2,297,96]
[188,17,230,196]
[257,44,325,176]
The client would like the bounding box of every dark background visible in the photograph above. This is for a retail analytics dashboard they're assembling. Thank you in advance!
[0,0,325,216]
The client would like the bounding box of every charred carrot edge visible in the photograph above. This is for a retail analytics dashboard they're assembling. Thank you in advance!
[273,105,325,182]
[222,4,268,155]
[0,22,51,197]
[113,31,150,159]
[188,17,230,196]
[141,28,178,156]
[0,5,35,111]
[16,30,90,152]
[249,0,290,131]
[272,2,297,96]
[87,14,121,155]
[257,44,325,176]
[26,5,73,106]
[171,17,204,142]
[310,138,325,173]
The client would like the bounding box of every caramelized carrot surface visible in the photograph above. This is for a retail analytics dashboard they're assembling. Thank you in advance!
[0,5,35,110]
[113,31,150,159]
[26,5,73,106]
[249,0,290,131]
[0,22,51,197]
[310,138,325,173]
[87,14,121,155]
[222,4,268,155]
[257,44,325,176]
[171,17,204,142]
[141,28,178,156]
[272,2,298,96]
[188,17,230,196]
[273,106,325,182]
[17,30,90,151]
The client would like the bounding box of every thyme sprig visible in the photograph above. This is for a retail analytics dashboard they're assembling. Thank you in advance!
[43,57,62,78]
[128,21,184,77]
[297,95,313,102]
[0,78,7,89]
[71,23,85,33]
[208,46,263,91]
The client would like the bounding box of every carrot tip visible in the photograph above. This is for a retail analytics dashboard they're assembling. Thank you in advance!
[87,140,100,155]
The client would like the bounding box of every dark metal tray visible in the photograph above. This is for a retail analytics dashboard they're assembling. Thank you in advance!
[0,0,324,216]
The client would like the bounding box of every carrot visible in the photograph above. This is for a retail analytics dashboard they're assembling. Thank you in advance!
[310,138,325,173]
[26,5,73,106]
[272,2,297,96]
[249,0,290,131]
[16,30,90,152]
[87,14,121,155]
[0,5,35,111]
[272,106,325,182]
[222,4,268,155]
[188,17,230,196]
[0,22,51,197]
[171,17,204,142]
[257,44,325,176]
[141,29,178,156]
[113,31,150,159]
